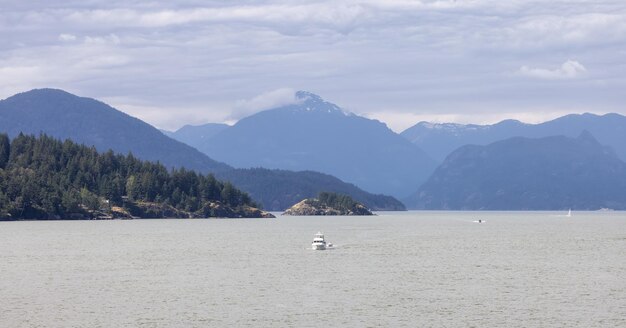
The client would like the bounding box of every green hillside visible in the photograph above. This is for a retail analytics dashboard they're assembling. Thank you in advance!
[0,134,271,220]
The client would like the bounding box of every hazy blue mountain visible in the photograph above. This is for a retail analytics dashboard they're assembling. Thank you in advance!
[163,123,230,150]
[408,132,626,210]
[0,89,231,172]
[199,91,437,198]
[402,113,626,162]
[0,89,404,211]
[215,168,406,211]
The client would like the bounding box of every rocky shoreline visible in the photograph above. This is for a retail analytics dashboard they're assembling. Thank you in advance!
[0,200,275,221]
[283,194,374,216]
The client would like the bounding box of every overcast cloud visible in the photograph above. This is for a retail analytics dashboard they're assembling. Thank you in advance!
[1,0,625,131]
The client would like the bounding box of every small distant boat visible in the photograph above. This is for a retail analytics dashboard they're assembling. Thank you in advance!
[312,232,327,250]
[566,209,572,217]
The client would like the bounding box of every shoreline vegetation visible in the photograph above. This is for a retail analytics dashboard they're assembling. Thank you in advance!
[0,133,274,220]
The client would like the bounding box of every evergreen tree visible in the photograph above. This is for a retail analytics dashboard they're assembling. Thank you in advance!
[220,182,238,207]
[0,134,259,219]
[0,133,9,169]
[317,192,361,212]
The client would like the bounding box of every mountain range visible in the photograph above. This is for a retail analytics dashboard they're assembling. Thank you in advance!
[402,113,626,162]
[409,132,626,210]
[0,89,230,173]
[0,89,403,211]
[168,91,437,198]
[4,88,626,211]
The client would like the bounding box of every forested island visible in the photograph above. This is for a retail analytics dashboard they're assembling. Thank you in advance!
[283,192,374,216]
[0,133,273,220]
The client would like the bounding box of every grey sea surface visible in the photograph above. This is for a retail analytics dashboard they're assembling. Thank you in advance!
[1,211,625,327]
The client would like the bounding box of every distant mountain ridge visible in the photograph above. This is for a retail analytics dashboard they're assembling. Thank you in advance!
[401,113,626,162]
[163,123,230,150]
[195,91,437,198]
[0,89,231,173]
[409,132,626,210]
[0,88,404,211]
[215,168,406,211]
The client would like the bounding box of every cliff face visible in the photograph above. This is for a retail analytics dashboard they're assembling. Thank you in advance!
[283,198,373,216]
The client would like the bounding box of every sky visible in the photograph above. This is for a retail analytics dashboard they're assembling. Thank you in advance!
[1,0,625,132]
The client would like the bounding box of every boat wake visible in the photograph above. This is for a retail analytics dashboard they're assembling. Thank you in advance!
[553,209,572,218]
[309,244,336,250]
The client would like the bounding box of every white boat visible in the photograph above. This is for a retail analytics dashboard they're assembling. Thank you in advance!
[312,232,326,250]
[566,209,572,217]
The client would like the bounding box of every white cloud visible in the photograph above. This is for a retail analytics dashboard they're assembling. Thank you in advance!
[0,65,45,98]
[1,0,626,130]
[518,60,587,80]
[231,88,299,120]
[500,13,626,50]
[58,33,77,42]
[100,95,236,131]
[75,55,130,70]
[84,34,121,45]
[61,5,369,32]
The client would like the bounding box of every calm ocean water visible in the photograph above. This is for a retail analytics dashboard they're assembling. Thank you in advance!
[1,211,624,327]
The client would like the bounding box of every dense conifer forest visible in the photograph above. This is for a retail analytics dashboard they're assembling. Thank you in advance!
[315,192,364,212]
[0,133,267,220]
